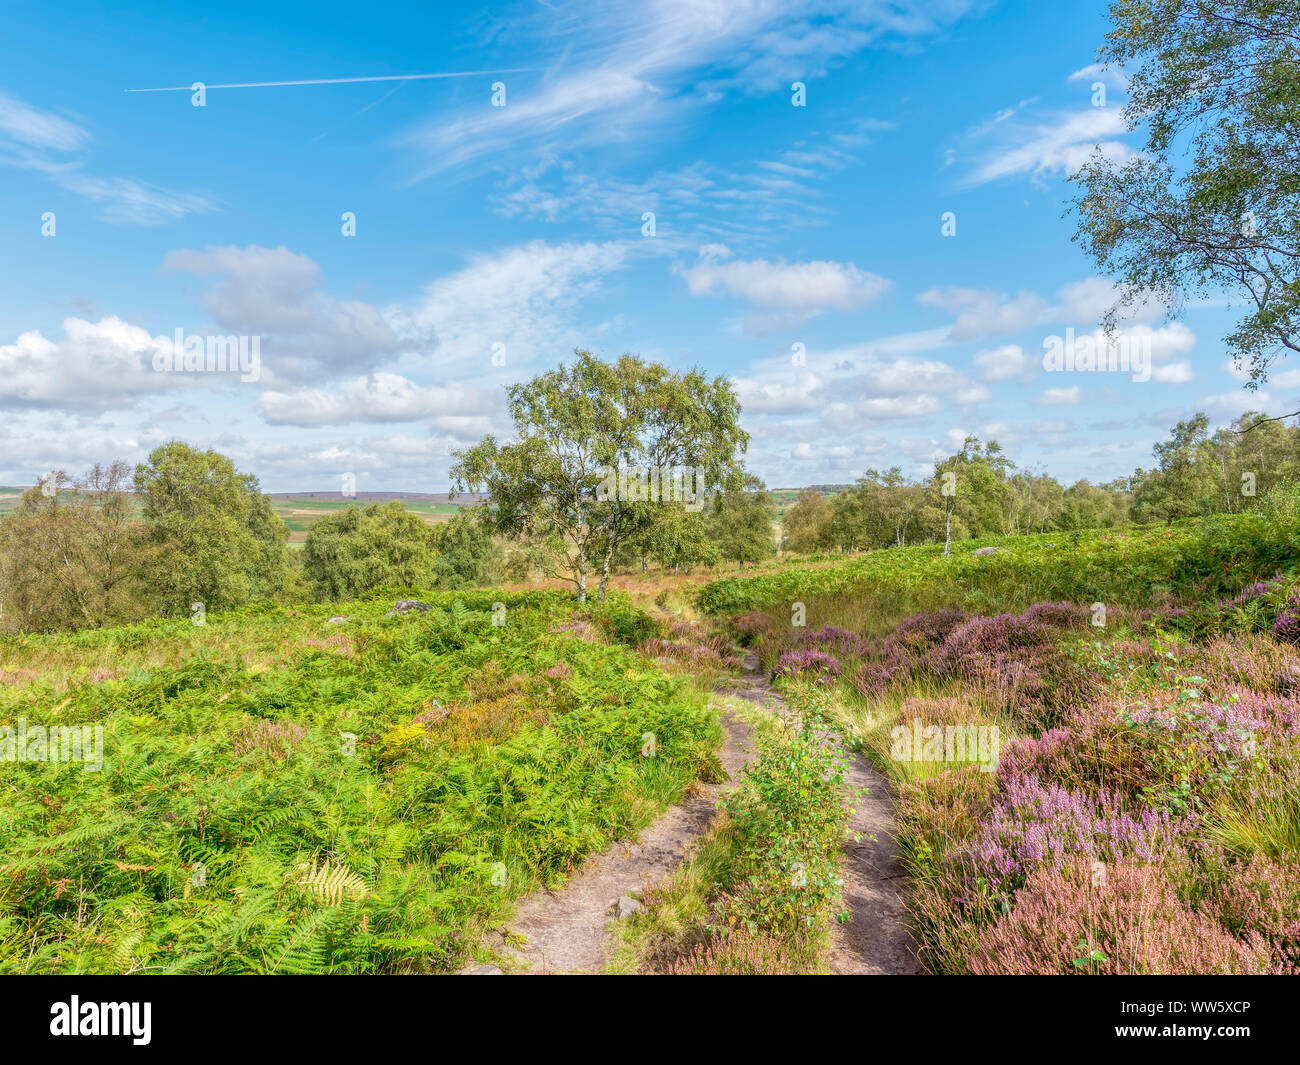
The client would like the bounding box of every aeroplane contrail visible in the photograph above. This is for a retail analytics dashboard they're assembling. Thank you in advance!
[125,69,534,92]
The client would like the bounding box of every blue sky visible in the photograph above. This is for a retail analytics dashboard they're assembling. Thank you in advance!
[0,0,1290,492]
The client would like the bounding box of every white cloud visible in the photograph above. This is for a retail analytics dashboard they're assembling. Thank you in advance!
[973,344,1034,382]
[1151,361,1194,384]
[1268,367,1300,390]
[258,373,496,428]
[850,394,943,419]
[0,316,177,412]
[395,239,638,371]
[162,245,400,382]
[918,287,1049,342]
[1038,385,1082,406]
[680,253,890,329]
[1068,64,1129,91]
[402,1,977,178]
[1056,276,1166,327]
[1199,390,1275,422]
[0,92,89,151]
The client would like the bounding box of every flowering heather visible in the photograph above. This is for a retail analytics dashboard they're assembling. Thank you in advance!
[1218,573,1285,611]
[1206,854,1300,973]
[1185,634,1300,693]
[851,660,900,699]
[962,775,1189,905]
[552,619,597,642]
[729,611,776,645]
[882,608,968,656]
[969,858,1272,975]
[1273,603,1300,644]
[844,602,1097,726]
[543,662,573,682]
[1226,689,1300,736]
[802,624,868,658]
[992,703,1148,797]
[774,649,842,682]
[933,611,1059,662]
[1020,601,1083,629]
[1278,666,1300,696]
[637,633,742,672]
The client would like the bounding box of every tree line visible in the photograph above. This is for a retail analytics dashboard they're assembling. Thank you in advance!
[0,443,497,633]
[781,411,1300,553]
[5,353,1297,633]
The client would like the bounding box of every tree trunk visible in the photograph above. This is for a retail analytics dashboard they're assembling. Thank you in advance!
[943,509,952,557]
[597,537,615,601]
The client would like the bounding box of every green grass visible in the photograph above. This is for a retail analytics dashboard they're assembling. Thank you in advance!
[698,508,1300,620]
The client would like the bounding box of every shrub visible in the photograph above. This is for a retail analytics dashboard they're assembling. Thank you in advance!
[962,776,1189,908]
[302,502,441,602]
[802,625,869,658]
[774,649,842,683]
[666,928,804,975]
[969,858,1271,975]
[1205,854,1300,973]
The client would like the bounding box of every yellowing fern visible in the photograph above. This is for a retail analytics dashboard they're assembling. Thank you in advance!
[295,859,368,905]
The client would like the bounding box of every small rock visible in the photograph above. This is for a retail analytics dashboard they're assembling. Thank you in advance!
[386,599,432,617]
[459,964,504,975]
[609,895,644,919]
[972,546,1007,557]
[326,615,351,624]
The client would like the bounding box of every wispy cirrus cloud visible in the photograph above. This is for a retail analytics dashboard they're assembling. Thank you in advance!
[0,90,213,224]
[955,65,1136,189]
[963,106,1133,187]
[401,0,977,178]
[492,116,895,243]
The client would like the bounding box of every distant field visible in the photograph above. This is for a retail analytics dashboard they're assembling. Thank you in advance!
[0,487,479,543]
[269,496,472,541]
[769,485,846,520]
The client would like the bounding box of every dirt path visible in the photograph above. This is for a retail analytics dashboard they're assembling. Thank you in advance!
[727,654,923,975]
[487,652,920,975]
[496,707,753,974]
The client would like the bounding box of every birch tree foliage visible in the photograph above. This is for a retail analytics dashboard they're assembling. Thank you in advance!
[1071,1,1300,393]
[450,351,748,600]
